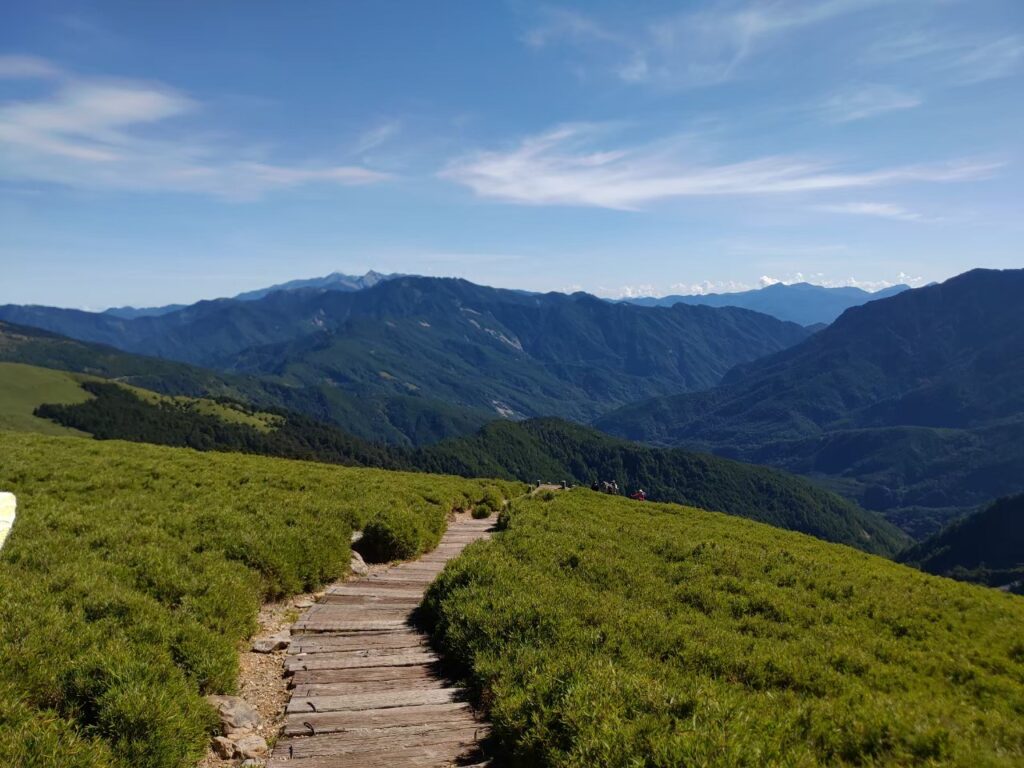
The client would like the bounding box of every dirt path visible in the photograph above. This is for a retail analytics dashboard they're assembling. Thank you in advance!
[266,514,495,767]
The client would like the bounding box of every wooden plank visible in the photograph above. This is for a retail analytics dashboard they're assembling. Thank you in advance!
[282,702,474,736]
[290,675,442,698]
[286,687,463,714]
[286,647,437,672]
[290,634,427,654]
[279,723,483,757]
[287,650,439,672]
[289,663,442,687]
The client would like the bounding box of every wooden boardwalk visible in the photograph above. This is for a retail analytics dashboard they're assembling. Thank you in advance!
[268,516,495,768]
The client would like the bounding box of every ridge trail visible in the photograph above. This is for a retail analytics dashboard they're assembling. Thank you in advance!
[268,514,496,768]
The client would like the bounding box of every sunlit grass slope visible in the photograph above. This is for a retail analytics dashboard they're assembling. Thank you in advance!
[0,362,93,436]
[0,430,520,768]
[424,489,1024,767]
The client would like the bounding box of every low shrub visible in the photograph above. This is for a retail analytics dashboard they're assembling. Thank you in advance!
[359,507,425,562]
[0,431,523,767]
[424,489,1024,767]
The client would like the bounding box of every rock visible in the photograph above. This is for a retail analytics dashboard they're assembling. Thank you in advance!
[206,694,261,733]
[293,597,314,609]
[350,549,370,577]
[251,631,290,653]
[212,736,235,760]
[234,733,269,759]
[241,760,266,768]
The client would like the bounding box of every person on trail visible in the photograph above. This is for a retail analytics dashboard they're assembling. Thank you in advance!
[630,489,647,501]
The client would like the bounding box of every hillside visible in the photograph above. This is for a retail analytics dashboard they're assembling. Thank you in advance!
[424,490,1024,766]
[623,282,909,325]
[0,362,93,437]
[416,418,906,555]
[0,276,811,424]
[27,374,903,555]
[0,430,519,768]
[598,268,1024,536]
[900,494,1024,589]
[0,320,492,445]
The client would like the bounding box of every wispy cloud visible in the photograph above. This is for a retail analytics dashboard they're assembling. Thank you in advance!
[441,123,998,210]
[525,0,889,87]
[0,58,389,199]
[815,201,927,222]
[819,83,922,123]
[353,120,402,155]
[868,31,1024,85]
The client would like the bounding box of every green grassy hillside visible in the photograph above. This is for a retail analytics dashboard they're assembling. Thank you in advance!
[32,381,906,556]
[0,362,93,436]
[417,418,907,556]
[0,431,520,768]
[424,490,1024,767]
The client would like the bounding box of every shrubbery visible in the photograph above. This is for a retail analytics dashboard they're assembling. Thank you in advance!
[424,489,1024,767]
[0,431,521,767]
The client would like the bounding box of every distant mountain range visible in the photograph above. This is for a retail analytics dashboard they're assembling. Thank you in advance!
[598,268,1024,537]
[0,277,811,438]
[102,270,401,319]
[621,282,911,325]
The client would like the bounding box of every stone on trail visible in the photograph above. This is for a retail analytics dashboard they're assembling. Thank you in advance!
[233,733,269,759]
[252,631,290,654]
[212,736,235,760]
[206,694,261,734]
[350,549,370,577]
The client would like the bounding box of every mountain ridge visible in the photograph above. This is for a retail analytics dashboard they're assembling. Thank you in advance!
[0,276,812,428]
[621,281,911,325]
[598,268,1024,536]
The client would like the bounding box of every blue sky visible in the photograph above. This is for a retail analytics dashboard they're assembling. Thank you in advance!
[1,0,1022,308]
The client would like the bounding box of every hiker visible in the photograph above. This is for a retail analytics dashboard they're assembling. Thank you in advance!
[630,489,647,501]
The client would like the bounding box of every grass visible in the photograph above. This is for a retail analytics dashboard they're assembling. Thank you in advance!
[0,430,521,768]
[423,489,1024,767]
[118,384,284,433]
[0,362,94,437]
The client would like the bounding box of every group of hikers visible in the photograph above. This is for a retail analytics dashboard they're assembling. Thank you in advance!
[590,480,646,501]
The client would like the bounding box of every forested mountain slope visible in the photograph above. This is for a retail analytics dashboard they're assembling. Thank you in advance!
[0,320,491,445]
[416,418,906,555]
[900,494,1024,589]
[598,269,1024,535]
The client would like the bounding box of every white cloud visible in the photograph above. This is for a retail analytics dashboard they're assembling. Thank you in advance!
[0,60,389,199]
[441,123,998,210]
[816,201,926,221]
[597,270,926,298]
[819,83,922,123]
[525,0,889,88]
